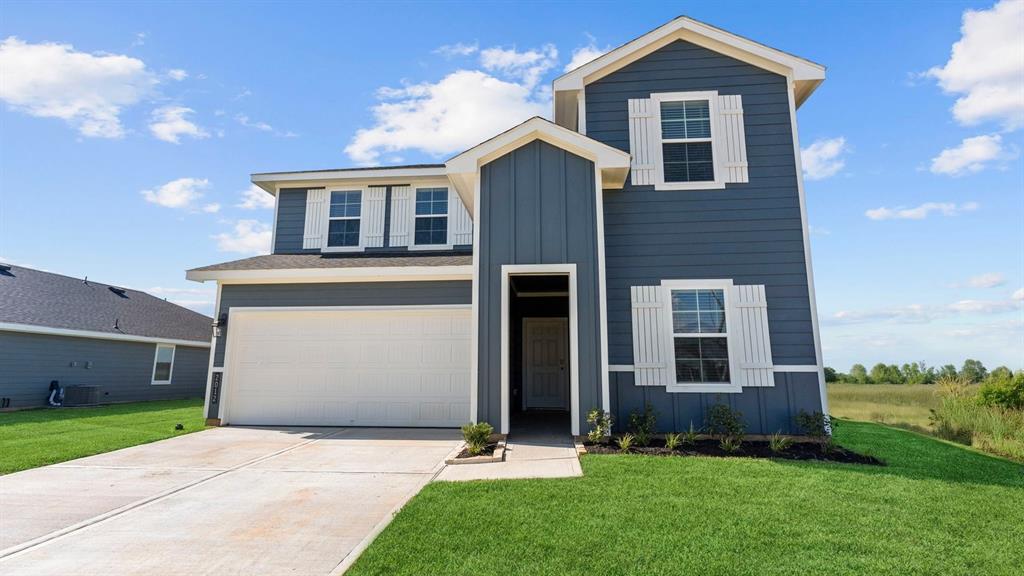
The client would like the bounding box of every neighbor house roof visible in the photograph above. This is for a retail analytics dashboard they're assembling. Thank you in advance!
[0,264,212,345]
[186,253,474,283]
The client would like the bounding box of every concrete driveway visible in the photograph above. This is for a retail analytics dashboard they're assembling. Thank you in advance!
[0,426,462,576]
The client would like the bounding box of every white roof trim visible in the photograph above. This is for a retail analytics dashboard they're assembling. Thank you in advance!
[185,265,474,284]
[0,322,211,348]
[251,167,448,193]
[445,116,631,211]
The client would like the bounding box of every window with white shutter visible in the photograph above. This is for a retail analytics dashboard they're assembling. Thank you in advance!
[302,188,328,249]
[628,91,748,190]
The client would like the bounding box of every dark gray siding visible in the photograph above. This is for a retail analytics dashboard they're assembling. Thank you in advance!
[0,331,207,409]
[273,188,319,254]
[586,39,821,431]
[478,140,602,432]
[213,281,472,367]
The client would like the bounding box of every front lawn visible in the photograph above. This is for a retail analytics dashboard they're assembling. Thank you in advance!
[0,399,206,474]
[349,421,1024,576]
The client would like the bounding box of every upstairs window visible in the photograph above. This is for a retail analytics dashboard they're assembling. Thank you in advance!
[668,287,730,385]
[659,99,714,183]
[151,344,175,385]
[414,187,448,245]
[327,190,361,248]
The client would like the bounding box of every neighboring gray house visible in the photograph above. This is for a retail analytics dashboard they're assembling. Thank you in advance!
[0,264,211,409]
[187,16,828,436]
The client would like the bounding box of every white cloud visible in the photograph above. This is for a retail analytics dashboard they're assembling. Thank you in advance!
[967,272,1007,288]
[237,184,276,210]
[140,177,210,210]
[929,134,1015,175]
[345,69,549,165]
[947,299,1019,314]
[1013,287,1024,301]
[235,113,272,132]
[800,137,848,180]
[479,44,558,89]
[865,201,978,220]
[132,32,146,47]
[148,105,209,144]
[213,220,272,254]
[435,42,478,58]
[808,225,831,236]
[831,296,1020,325]
[0,37,156,138]
[167,68,188,81]
[564,38,610,72]
[202,203,221,213]
[925,0,1024,130]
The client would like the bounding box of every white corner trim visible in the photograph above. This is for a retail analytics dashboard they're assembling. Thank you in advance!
[0,322,211,348]
[185,265,473,284]
[785,77,829,415]
[594,165,610,417]
[150,343,176,385]
[202,281,223,420]
[500,264,580,436]
[469,172,481,425]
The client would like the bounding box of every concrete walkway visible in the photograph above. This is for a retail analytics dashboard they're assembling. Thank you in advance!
[436,417,582,481]
[0,426,462,576]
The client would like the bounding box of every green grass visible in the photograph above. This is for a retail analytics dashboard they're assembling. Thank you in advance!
[0,399,206,474]
[348,421,1024,576]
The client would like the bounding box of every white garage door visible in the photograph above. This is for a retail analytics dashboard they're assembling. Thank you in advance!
[224,307,471,427]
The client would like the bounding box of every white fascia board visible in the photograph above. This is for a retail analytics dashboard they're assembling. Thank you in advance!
[251,167,449,194]
[553,16,825,102]
[0,322,211,348]
[185,265,474,284]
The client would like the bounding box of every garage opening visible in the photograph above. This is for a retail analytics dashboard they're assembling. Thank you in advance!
[509,275,571,435]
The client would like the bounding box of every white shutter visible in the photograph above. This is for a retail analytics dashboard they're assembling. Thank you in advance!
[627,98,657,186]
[450,190,473,245]
[302,188,327,249]
[388,185,412,247]
[631,286,671,386]
[717,95,748,184]
[361,187,387,248]
[731,284,774,387]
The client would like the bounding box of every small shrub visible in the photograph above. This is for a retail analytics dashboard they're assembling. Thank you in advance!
[615,433,635,453]
[978,373,1024,410]
[663,432,682,451]
[719,435,742,453]
[682,421,700,445]
[628,404,658,446]
[460,421,493,456]
[706,403,745,439]
[795,410,838,453]
[586,409,614,443]
[768,431,792,453]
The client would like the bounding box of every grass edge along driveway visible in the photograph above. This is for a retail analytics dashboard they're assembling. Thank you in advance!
[348,420,1024,576]
[0,399,206,474]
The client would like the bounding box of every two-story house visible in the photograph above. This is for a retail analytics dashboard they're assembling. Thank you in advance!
[187,16,828,437]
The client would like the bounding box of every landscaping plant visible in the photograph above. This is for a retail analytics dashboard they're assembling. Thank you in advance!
[719,435,742,453]
[768,431,792,454]
[663,432,682,451]
[586,409,614,443]
[795,410,838,453]
[628,404,658,446]
[615,433,634,453]
[682,421,699,445]
[706,403,745,450]
[461,422,494,456]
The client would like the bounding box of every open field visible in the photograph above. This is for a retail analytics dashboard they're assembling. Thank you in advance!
[0,399,206,474]
[827,383,944,432]
[348,420,1024,576]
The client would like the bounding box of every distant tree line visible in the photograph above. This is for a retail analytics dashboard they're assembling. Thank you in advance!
[824,359,1019,385]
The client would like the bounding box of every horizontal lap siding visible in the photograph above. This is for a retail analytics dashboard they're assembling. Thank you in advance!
[274,188,319,254]
[214,281,472,367]
[0,332,207,409]
[588,40,821,431]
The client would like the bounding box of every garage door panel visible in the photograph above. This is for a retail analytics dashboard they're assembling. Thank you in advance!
[227,308,471,427]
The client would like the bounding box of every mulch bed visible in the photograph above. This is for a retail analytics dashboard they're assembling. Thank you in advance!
[584,437,884,465]
[455,443,499,459]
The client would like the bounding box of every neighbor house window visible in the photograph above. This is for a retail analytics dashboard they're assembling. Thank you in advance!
[414,187,448,245]
[327,190,361,248]
[151,344,175,385]
[668,287,730,384]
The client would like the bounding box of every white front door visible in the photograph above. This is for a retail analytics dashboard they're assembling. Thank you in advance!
[224,307,472,427]
[523,318,569,410]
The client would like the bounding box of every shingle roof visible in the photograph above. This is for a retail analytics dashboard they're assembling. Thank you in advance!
[188,252,473,272]
[0,264,212,343]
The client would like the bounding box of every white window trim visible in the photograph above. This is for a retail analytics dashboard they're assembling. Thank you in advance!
[651,91,726,191]
[151,343,176,386]
[321,188,365,253]
[661,279,741,393]
[408,186,454,251]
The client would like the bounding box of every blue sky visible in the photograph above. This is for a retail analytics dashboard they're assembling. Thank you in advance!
[1,1,1021,370]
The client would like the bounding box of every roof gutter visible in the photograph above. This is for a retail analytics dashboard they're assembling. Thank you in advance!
[0,322,211,348]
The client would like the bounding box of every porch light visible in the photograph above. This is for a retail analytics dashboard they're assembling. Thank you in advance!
[212,313,228,338]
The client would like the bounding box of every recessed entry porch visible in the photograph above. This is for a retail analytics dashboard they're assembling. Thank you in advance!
[502,268,577,436]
